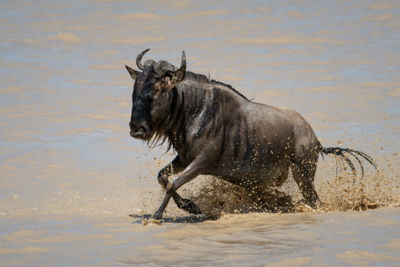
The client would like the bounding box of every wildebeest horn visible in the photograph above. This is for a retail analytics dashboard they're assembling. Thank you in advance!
[179,51,186,71]
[136,48,150,70]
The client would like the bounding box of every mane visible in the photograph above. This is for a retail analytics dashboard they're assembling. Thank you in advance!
[183,71,249,100]
[145,58,248,100]
[143,59,249,151]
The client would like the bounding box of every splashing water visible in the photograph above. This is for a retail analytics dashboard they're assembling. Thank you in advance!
[162,153,400,218]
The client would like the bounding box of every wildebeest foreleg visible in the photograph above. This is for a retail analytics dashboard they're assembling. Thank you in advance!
[157,157,201,215]
[153,156,206,219]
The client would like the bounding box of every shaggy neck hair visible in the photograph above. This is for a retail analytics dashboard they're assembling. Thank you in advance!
[144,60,248,151]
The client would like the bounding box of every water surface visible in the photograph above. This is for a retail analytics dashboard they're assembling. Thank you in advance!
[0,0,399,266]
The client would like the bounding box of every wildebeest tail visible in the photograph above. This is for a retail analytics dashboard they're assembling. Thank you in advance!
[321,147,378,177]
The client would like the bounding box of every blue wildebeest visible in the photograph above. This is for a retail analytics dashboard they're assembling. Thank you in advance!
[125,49,378,220]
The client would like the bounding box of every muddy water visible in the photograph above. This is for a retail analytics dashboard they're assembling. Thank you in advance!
[1,208,399,266]
[1,0,399,266]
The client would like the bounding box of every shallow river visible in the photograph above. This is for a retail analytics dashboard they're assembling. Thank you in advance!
[1,0,399,266]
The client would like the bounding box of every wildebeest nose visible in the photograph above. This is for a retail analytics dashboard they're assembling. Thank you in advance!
[129,121,148,133]
[137,123,149,133]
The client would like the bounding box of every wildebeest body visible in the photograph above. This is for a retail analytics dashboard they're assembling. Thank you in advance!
[176,84,314,186]
[125,49,377,219]
[162,77,321,189]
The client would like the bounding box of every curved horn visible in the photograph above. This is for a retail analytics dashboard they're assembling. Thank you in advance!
[179,51,186,71]
[136,48,150,70]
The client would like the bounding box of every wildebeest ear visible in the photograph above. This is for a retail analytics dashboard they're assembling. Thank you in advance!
[173,69,185,83]
[161,70,185,91]
[155,51,187,91]
[125,65,139,80]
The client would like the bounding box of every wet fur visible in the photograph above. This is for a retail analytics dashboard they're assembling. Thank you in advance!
[127,53,378,219]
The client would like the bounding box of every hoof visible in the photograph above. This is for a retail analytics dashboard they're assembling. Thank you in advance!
[298,198,321,210]
[295,202,314,212]
[303,199,320,209]
[153,214,162,220]
[176,197,202,214]
[153,209,164,220]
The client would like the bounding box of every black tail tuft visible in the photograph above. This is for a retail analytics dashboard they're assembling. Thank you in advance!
[321,147,378,178]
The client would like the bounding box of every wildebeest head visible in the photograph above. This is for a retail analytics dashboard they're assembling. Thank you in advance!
[125,49,186,141]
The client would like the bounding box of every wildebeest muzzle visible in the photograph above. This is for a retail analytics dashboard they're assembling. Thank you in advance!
[129,121,151,140]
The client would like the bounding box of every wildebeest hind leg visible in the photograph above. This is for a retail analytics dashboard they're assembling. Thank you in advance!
[291,160,320,208]
[157,157,202,215]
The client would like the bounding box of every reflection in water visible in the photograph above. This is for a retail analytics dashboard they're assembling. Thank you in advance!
[0,0,399,265]
[129,213,219,224]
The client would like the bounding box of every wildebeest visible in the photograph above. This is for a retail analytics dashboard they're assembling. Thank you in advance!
[125,49,378,219]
